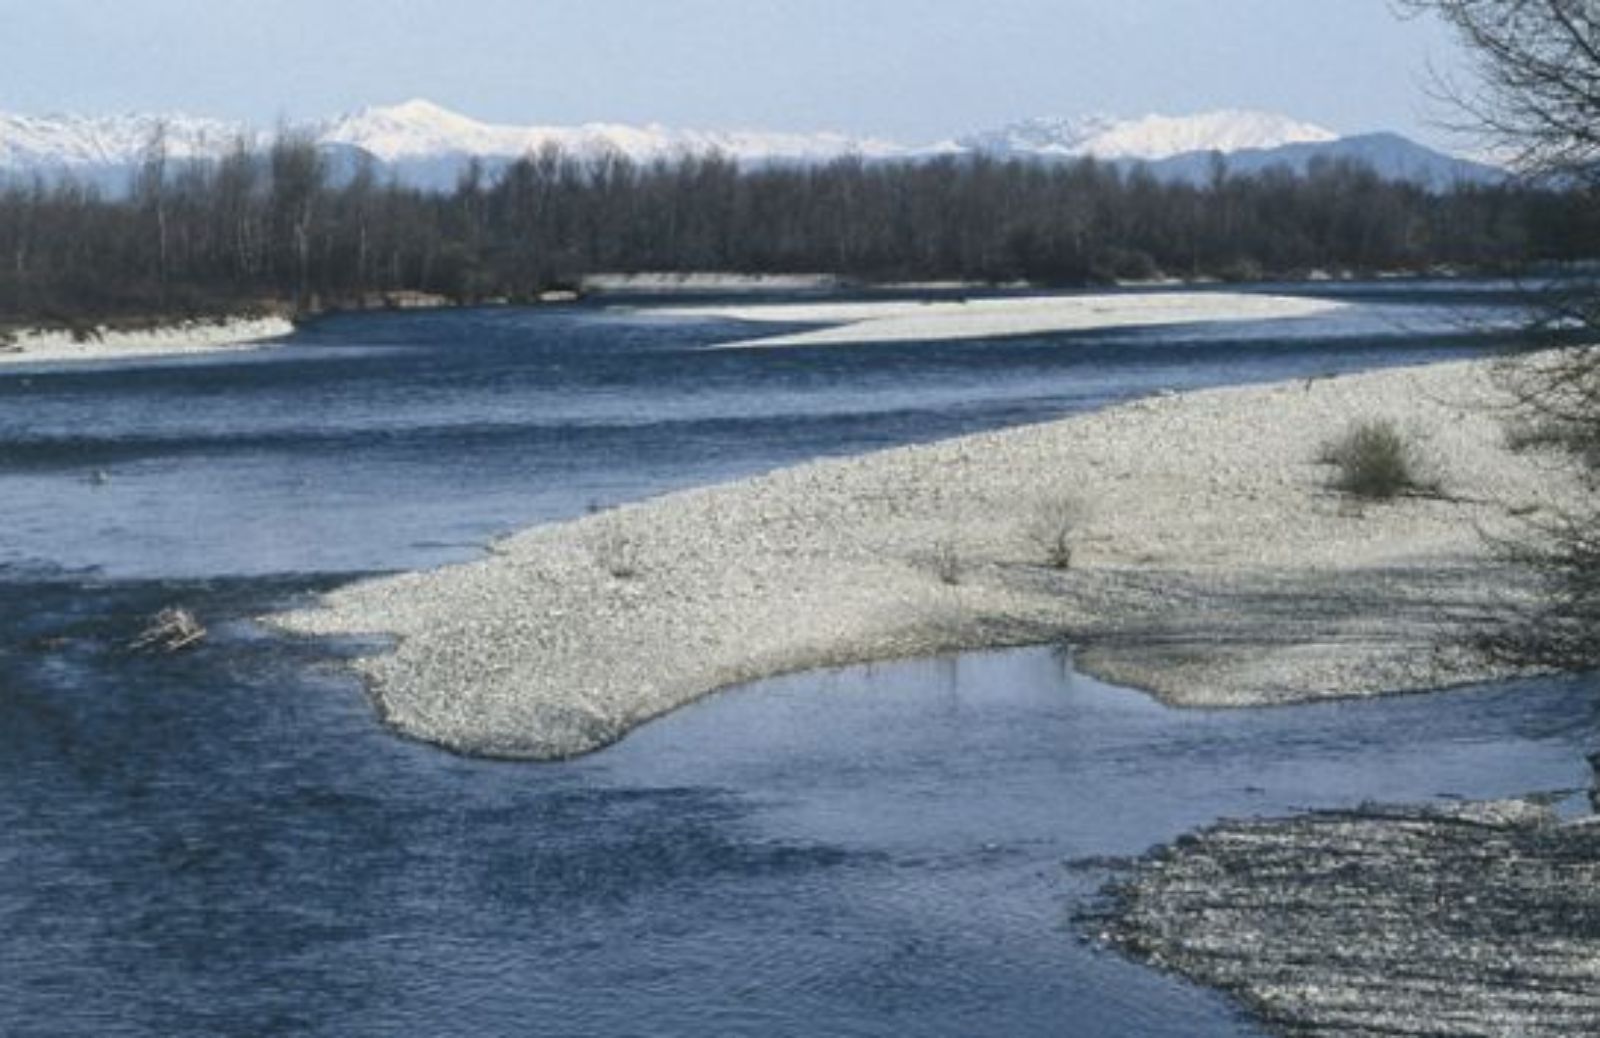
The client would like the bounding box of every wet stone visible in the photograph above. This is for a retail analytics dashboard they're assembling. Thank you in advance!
[1090,801,1600,1037]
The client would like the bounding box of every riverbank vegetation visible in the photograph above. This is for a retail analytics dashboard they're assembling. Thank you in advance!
[1394,0,1600,673]
[2,132,1596,326]
[1320,419,1431,501]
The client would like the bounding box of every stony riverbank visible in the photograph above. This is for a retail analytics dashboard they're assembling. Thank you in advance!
[1090,797,1600,1036]
[270,353,1586,759]
[0,314,295,365]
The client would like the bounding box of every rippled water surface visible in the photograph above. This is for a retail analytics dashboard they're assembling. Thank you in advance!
[3,287,1592,1036]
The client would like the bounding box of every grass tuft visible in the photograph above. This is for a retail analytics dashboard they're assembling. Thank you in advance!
[1320,419,1426,500]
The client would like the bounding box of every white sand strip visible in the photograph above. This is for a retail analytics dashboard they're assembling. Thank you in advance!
[657,291,1345,348]
[0,315,294,366]
[271,356,1585,760]
[584,272,845,294]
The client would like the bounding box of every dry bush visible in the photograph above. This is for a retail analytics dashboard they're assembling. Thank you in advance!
[1030,497,1082,569]
[594,526,641,580]
[932,539,962,586]
[1319,419,1428,501]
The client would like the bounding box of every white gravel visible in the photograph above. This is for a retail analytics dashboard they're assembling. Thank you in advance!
[583,272,845,294]
[271,356,1586,759]
[0,315,293,366]
[659,291,1345,348]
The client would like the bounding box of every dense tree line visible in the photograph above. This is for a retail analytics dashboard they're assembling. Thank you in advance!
[1,133,1596,324]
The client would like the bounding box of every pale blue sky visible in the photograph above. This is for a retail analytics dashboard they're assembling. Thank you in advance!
[2,0,1467,145]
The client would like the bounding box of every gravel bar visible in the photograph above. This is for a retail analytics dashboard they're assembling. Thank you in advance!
[0,315,294,365]
[269,355,1586,759]
[664,290,1342,348]
[1091,800,1600,1037]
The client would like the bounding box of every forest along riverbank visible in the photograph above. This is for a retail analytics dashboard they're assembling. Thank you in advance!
[270,353,1586,760]
[0,314,294,365]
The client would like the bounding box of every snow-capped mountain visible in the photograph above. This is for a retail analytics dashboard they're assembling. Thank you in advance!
[958,110,1338,162]
[957,112,1500,186]
[1145,132,1503,188]
[326,102,1343,167]
[321,99,911,165]
[0,100,1497,190]
[0,110,252,172]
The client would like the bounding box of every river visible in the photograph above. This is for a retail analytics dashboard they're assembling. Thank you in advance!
[2,285,1592,1036]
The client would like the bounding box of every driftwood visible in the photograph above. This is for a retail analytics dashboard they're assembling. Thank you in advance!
[128,607,206,653]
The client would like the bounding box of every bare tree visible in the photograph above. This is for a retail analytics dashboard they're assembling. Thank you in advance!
[1402,0,1600,668]
[134,122,170,305]
[268,130,326,312]
[1401,0,1600,179]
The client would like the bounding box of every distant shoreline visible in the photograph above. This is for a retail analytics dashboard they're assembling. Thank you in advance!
[0,269,1553,367]
[0,314,296,366]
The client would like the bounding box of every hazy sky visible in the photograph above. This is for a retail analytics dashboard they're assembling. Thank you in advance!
[2,0,1469,145]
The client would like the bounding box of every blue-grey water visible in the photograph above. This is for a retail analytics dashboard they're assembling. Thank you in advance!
[2,287,1594,1036]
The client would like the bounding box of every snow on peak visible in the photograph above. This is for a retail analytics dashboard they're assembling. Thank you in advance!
[319,100,544,161]
[3,100,1425,187]
[958,114,1121,156]
[319,99,911,164]
[0,99,914,175]
[0,110,250,170]
[1082,110,1338,161]
[383,98,466,122]
[960,109,1338,161]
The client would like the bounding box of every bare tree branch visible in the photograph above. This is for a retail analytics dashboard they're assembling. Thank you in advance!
[1403,0,1600,668]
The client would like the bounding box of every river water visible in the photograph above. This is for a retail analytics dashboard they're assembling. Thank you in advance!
[2,286,1593,1036]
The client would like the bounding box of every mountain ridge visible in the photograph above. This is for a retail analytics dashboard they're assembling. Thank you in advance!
[956,110,1338,161]
[0,100,1500,189]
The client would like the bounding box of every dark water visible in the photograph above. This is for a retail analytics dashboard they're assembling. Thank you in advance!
[2,288,1592,1036]
[0,291,1524,579]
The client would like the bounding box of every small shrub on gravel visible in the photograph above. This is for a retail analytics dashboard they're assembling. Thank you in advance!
[1319,419,1426,500]
[595,528,641,579]
[932,540,962,585]
[1030,498,1081,569]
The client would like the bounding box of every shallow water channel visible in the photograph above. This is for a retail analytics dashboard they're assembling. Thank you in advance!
[2,286,1593,1035]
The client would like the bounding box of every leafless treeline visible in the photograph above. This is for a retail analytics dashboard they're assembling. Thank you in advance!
[1,134,1594,323]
